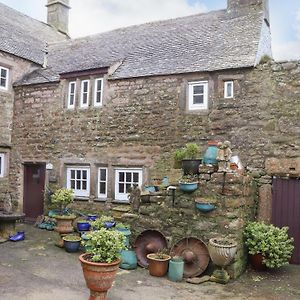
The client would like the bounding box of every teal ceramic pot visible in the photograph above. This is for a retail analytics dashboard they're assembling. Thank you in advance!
[179,182,198,193]
[203,141,218,165]
[116,228,131,247]
[168,258,184,282]
[120,250,137,270]
[195,203,216,213]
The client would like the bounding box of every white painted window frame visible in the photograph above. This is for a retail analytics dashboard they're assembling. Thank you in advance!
[224,81,234,99]
[66,166,90,198]
[94,78,103,107]
[188,81,208,110]
[0,66,9,90]
[67,81,76,109]
[98,167,108,199]
[114,168,143,202]
[0,153,5,177]
[80,80,90,108]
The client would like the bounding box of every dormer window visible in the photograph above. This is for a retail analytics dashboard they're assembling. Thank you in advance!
[0,66,9,90]
[94,78,103,107]
[188,81,208,110]
[224,81,234,98]
[67,81,76,109]
[80,80,89,108]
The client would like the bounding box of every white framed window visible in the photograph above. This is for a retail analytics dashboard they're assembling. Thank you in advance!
[0,66,9,90]
[115,168,143,202]
[94,78,103,107]
[67,81,76,109]
[188,81,208,110]
[0,153,5,177]
[66,167,90,197]
[224,81,234,98]
[98,167,108,199]
[80,80,90,108]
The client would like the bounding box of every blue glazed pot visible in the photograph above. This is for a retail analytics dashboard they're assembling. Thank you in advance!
[104,221,116,229]
[87,214,97,221]
[203,142,218,165]
[77,221,91,232]
[120,250,137,270]
[195,203,216,213]
[9,231,25,242]
[145,186,156,193]
[179,182,198,193]
[63,237,81,253]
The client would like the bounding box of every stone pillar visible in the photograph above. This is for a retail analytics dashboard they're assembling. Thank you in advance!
[46,0,70,35]
[257,184,272,223]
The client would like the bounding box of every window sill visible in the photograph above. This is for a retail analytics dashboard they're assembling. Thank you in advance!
[74,197,89,201]
[112,200,130,205]
[94,198,107,202]
[185,108,210,115]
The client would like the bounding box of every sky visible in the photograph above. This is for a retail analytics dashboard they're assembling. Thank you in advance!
[0,0,299,61]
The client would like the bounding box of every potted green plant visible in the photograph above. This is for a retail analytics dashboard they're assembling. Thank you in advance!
[243,222,294,270]
[168,256,184,282]
[174,143,202,174]
[146,249,171,277]
[51,188,76,234]
[91,215,115,230]
[62,235,81,253]
[79,228,126,299]
[179,174,198,193]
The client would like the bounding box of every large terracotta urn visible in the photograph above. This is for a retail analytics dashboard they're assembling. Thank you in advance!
[79,254,121,300]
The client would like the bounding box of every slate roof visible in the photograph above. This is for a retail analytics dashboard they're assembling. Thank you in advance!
[11,7,265,85]
[0,2,67,65]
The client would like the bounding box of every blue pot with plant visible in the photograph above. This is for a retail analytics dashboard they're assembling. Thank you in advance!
[179,174,198,193]
[77,220,91,232]
[63,235,81,253]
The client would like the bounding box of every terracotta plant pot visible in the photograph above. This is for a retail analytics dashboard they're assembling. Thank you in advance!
[79,254,121,300]
[249,253,267,271]
[54,215,76,234]
[147,253,171,277]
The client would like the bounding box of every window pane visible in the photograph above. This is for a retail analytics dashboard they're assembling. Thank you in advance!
[0,78,6,87]
[71,170,75,179]
[96,91,101,103]
[100,182,106,194]
[126,184,131,193]
[193,85,203,94]
[97,80,102,91]
[69,95,74,105]
[133,173,139,183]
[193,95,204,104]
[70,83,75,93]
[119,172,124,182]
[119,183,124,193]
[126,172,132,182]
[82,181,87,190]
[84,82,88,92]
[1,68,7,77]
[82,170,87,180]
[100,169,106,181]
[71,180,75,189]
[82,94,87,104]
[76,180,81,189]
[77,170,81,179]
[0,156,2,174]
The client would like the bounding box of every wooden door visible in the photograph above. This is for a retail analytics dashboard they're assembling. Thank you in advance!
[272,178,300,264]
[23,163,46,222]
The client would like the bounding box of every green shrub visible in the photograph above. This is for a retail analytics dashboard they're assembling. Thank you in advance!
[82,228,126,263]
[91,215,114,230]
[174,143,201,162]
[244,222,294,268]
[51,188,74,213]
[115,222,130,229]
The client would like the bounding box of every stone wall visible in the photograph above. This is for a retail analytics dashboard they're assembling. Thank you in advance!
[9,60,300,229]
[0,51,36,206]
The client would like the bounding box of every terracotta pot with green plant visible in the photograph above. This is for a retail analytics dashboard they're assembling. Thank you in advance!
[51,188,76,235]
[174,143,202,174]
[243,222,294,270]
[79,228,126,300]
[146,249,171,277]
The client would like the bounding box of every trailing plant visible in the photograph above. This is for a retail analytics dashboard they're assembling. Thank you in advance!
[91,215,114,230]
[82,228,126,263]
[244,222,294,268]
[51,188,74,214]
[115,222,130,230]
[179,174,198,183]
[63,235,81,242]
[174,143,201,162]
[150,248,170,260]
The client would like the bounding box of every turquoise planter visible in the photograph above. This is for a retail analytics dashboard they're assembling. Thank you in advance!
[179,182,198,193]
[203,143,218,165]
[195,203,216,213]
[116,228,131,247]
[168,258,184,282]
[120,250,137,270]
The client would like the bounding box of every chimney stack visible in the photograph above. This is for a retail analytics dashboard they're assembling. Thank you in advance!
[227,0,269,26]
[46,0,71,35]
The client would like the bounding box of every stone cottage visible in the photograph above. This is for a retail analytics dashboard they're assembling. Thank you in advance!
[0,0,299,272]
